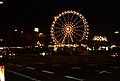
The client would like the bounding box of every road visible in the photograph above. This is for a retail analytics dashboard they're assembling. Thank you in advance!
[4,54,120,81]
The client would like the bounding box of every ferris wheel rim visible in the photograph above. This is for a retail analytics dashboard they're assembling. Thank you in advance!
[51,10,89,45]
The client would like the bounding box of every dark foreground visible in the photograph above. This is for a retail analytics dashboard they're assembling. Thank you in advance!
[4,54,120,81]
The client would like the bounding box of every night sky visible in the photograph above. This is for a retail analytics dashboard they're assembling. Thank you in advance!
[0,0,120,35]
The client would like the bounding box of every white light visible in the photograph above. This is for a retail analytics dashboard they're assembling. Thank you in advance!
[111,45,116,49]
[0,55,3,58]
[114,31,119,34]
[0,39,3,41]
[93,36,108,42]
[106,47,109,51]
[15,29,17,32]
[0,47,3,49]
[42,52,45,56]
[9,54,11,56]
[13,54,15,56]
[35,45,38,47]
[21,31,23,33]
[0,1,3,4]
[34,28,39,32]
[67,27,70,31]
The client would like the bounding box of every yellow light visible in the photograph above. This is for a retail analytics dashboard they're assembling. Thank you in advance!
[0,66,5,81]
[39,33,43,37]
[67,27,70,31]
[76,12,79,15]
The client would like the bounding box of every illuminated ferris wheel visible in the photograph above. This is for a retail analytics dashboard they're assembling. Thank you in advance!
[51,10,89,45]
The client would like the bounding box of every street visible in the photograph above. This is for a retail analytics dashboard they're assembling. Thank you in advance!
[4,53,120,81]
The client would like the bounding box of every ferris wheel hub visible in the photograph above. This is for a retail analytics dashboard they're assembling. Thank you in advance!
[64,24,73,35]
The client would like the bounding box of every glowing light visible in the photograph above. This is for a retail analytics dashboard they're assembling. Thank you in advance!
[37,41,44,46]
[39,33,43,37]
[111,45,116,49]
[67,27,70,31]
[93,36,108,42]
[21,31,23,33]
[42,52,45,56]
[0,47,3,49]
[111,53,118,57]
[0,55,3,58]
[0,66,5,81]
[15,29,17,32]
[0,38,3,41]
[114,31,119,34]
[0,1,3,4]
[53,46,58,52]
[34,28,39,32]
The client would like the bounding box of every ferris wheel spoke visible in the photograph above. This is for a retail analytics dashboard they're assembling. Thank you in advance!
[72,34,77,39]
[70,35,74,42]
[70,14,74,23]
[73,16,78,23]
[63,15,67,22]
[56,33,63,39]
[68,13,69,23]
[58,17,66,25]
[62,34,67,43]
[56,22,64,27]
[74,32,83,37]
[59,35,64,42]
[74,25,84,28]
[54,27,63,29]
[74,20,82,26]
[74,29,84,32]
[55,30,63,34]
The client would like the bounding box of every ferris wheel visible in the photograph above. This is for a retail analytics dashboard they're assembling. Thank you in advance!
[51,10,89,45]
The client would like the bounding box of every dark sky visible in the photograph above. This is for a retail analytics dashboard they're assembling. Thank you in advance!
[0,0,120,35]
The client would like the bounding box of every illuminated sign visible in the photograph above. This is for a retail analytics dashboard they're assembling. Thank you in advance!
[93,36,108,42]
